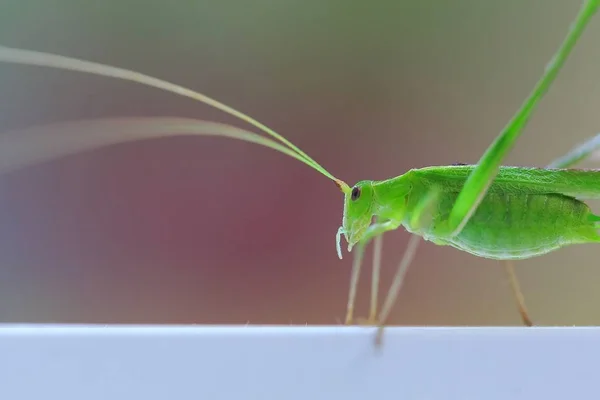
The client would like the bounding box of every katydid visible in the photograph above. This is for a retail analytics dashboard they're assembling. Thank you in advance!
[0,0,598,339]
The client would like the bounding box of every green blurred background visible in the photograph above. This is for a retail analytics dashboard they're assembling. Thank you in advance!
[0,0,599,325]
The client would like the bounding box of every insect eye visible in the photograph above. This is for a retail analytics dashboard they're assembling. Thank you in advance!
[351,186,361,201]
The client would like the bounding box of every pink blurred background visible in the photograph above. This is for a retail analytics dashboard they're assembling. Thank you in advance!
[0,0,599,325]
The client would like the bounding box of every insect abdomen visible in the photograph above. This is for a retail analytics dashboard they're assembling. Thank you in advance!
[429,191,600,260]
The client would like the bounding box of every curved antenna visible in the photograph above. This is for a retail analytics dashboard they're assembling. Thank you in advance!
[0,45,351,193]
[0,117,327,176]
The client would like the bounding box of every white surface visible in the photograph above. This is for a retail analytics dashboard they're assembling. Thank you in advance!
[0,325,598,399]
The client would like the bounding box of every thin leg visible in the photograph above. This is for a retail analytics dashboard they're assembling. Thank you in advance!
[504,260,533,327]
[344,220,400,325]
[375,234,422,346]
[369,235,383,324]
[345,242,366,325]
[372,187,441,345]
[444,1,597,237]
[547,133,600,169]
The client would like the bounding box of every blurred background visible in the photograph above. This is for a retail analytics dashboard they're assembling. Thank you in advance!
[0,0,598,326]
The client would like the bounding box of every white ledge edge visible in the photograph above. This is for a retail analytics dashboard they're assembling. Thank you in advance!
[0,325,597,400]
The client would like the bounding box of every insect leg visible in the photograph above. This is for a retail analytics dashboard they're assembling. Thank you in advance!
[345,241,366,324]
[547,133,600,169]
[352,219,384,325]
[345,221,399,325]
[443,1,598,238]
[504,260,533,326]
[369,234,383,324]
[374,187,441,345]
[375,234,422,346]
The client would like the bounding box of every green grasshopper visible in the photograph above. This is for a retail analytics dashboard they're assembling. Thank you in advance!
[0,0,598,341]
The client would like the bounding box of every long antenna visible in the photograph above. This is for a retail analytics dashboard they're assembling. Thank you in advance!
[0,45,351,192]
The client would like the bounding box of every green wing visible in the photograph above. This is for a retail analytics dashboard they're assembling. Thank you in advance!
[412,165,600,200]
